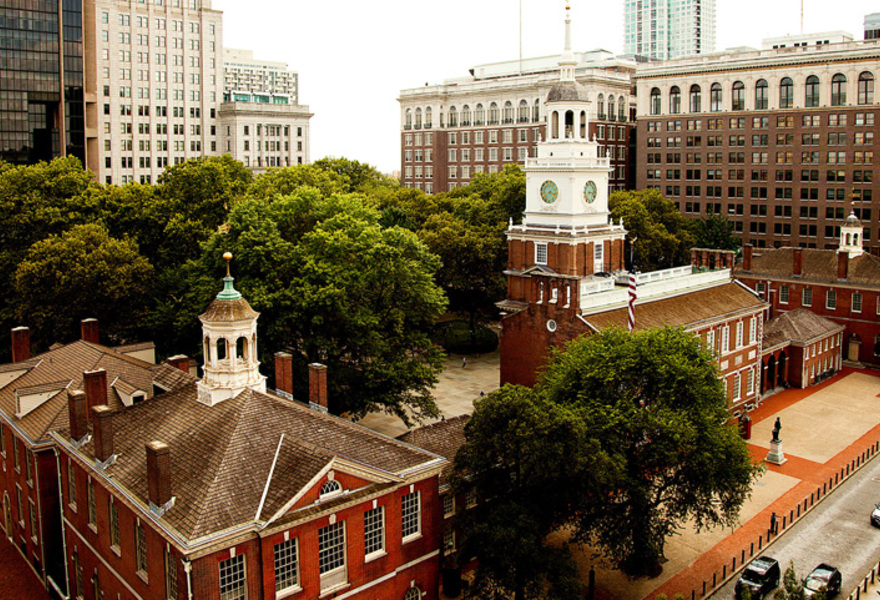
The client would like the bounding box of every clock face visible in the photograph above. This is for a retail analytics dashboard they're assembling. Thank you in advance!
[540,180,559,204]
[584,180,598,203]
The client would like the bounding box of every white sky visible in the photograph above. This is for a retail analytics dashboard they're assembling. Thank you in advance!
[211,0,879,174]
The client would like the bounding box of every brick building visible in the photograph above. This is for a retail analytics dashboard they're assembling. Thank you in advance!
[634,35,880,252]
[761,308,844,392]
[51,268,446,600]
[0,320,191,597]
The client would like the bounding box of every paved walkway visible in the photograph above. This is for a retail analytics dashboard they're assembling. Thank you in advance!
[0,533,52,600]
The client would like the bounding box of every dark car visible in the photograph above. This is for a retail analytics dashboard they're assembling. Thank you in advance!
[804,564,842,598]
[735,556,781,600]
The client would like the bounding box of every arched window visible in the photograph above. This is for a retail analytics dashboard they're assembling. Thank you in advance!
[475,103,485,125]
[805,75,820,108]
[503,101,514,123]
[779,77,794,108]
[689,84,702,112]
[651,88,660,115]
[488,102,499,125]
[405,108,412,129]
[551,111,559,139]
[732,81,745,111]
[448,106,457,127]
[424,106,432,128]
[414,108,422,129]
[533,98,541,122]
[597,94,605,119]
[203,337,211,363]
[235,336,248,360]
[461,105,471,126]
[619,98,626,121]
[669,86,681,114]
[564,110,575,138]
[710,83,722,112]
[831,74,847,106]
[320,480,341,498]
[608,95,616,120]
[579,110,587,138]
[216,338,227,361]
[858,72,874,105]
[518,99,529,122]
[755,79,768,110]
[404,588,421,600]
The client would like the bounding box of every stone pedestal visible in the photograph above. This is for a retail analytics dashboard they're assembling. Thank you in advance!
[765,439,787,465]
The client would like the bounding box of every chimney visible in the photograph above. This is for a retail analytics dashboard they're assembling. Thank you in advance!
[68,390,88,442]
[837,250,849,280]
[92,405,114,462]
[146,441,172,507]
[308,363,328,410]
[81,318,99,344]
[166,355,190,373]
[83,369,108,414]
[743,245,753,272]
[11,327,30,363]
[690,248,700,268]
[275,352,293,399]
[792,248,804,277]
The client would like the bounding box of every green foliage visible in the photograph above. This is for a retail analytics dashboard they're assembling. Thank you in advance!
[610,189,695,271]
[773,563,808,600]
[312,157,398,193]
[689,214,741,251]
[432,320,498,354]
[248,163,347,199]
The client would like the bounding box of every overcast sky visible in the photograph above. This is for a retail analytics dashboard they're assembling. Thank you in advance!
[211,0,879,174]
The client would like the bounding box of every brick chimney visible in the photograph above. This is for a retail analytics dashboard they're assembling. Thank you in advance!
[146,441,172,507]
[308,363,328,410]
[83,369,108,414]
[792,248,804,277]
[166,355,190,373]
[690,248,701,268]
[92,405,114,462]
[742,245,753,272]
[11,327,30,363]
[837,250,849,280]
[81,318,99,344]
[275,352,293,399]
[68,390,88,442]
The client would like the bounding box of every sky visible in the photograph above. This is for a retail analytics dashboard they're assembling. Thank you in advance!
[211,0,879,174]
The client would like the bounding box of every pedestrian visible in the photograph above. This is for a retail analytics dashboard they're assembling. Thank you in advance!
[462,356,467,368]
[770,511,777,535]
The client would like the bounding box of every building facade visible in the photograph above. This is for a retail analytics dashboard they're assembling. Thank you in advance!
[623,0,716,61]
[0,0,87,167]
[634,36,880,252]
[398,47,636,195]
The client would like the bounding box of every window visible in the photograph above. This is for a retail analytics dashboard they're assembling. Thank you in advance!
[668,86,681,114]
[87,480,97,528]
[364,506,385,557]
[650,88,661,115]
[109,501,119,550]
[442,495,455,518]
[853,293,863,313]
[0,422,4,455]
[443,529,456,554]
[805,75,820,108]
[689,85,702,112]
[401,491,421,540]
[755,79,768,110]
[735,321,744,348]
[780,77,794,108]
[318,522,346,590]
[710,83,722,112]
[721,325,730,354]
[320,480,342,498]
[535,243,548,266]
[465,489,477,508]
[136,522,148,579]
[858,72,874,105]
[219,554,246,600]
[74,552,84,599]
[831,74,847,106]
[274,538,299,592]
[732,373,741,401]
[68,463,77,508]
[165,548,178,600]
[13,438,19,471]
[732,81,745,110]
[779,285,789,304]
[826,289,837,310]
[405,588,422,600]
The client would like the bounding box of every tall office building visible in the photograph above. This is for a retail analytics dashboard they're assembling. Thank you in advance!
[0,0,87,167]
[624,0,716,61]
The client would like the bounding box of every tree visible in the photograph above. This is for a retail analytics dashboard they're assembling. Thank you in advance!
[689,214,741,251]
[451,386,608,600]
[13,224,154,348]
[540,326,762,576]
[312,157,398,193]
[773,563,810,600]
[457,163,527,224]
[610,189,695,271]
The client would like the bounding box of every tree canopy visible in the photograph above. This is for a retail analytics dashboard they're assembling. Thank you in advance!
[610,188,695,271]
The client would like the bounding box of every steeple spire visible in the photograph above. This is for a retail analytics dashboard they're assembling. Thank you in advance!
[559,3,577,81]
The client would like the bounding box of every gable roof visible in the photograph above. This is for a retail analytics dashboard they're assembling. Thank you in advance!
[737,247,880,287]
[397,415,470,485]
[763,308,845,349]
[0,340,195,444]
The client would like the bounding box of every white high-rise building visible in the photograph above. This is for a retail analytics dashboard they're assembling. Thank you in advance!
[623,0,716,61]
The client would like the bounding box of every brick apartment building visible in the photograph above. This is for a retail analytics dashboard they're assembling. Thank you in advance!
[634,34,880,252]
[51,268,446,600]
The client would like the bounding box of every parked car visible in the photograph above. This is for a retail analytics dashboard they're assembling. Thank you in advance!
[870,502,880,527]
[804,564,842,598]
[735,556,781,600]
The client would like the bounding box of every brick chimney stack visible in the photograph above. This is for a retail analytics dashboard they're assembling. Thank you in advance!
[68,390,88,442]
[83,369,108,414]
[837,250,849,280]
[742,245,753,272]
[166,355,190,373]
[275,352,293,399]
[792,248,804,277]
[92,405,114,462]
[11,327,30,363]
[81,318,99,344]
[146,441,172,507]
[309,363,328,410]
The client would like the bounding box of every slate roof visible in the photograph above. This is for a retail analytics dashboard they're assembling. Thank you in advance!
[736,247,880,287]
[0,341,195,444]
[583,282,765,332]
[763,309,845,349]
[397,415,470,485]
[63,384,445,543]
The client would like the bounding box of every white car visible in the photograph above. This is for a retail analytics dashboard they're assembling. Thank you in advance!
[871,502,880,527]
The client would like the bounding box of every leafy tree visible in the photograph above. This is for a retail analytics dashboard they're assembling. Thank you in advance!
[452,386,608,600]
[610,189,695,271]
[773,563,809,600]
[540,327,762,575]
[455,163,527,223]
[247,163,347,199]
[312,157,398,193]
[13,224,153,348]
[689,214,741,251]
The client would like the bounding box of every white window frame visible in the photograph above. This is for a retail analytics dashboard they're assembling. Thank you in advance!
[318,522,347,592]
[779,285,789,304]
[852,292,863,313]
[363,506,385,560]
[735,321,744,348]
[218,553,247,600]
[401,491,421,542]
[535,242,548,266]
[721,325,730,355]
[803,287,813,307]
[732,373,741,401]
[273,538,300,594]
[442,494,455,518]
[749,317,757,345]
[826,289,837,310]
[705,329,716,353]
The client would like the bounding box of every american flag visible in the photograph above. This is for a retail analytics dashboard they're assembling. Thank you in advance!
[627,271,637,333]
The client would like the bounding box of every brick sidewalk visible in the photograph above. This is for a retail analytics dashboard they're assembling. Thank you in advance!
[0,533,53,600]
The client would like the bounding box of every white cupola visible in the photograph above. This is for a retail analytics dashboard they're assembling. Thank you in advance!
[839,212,865,257]
[196,253,267,406]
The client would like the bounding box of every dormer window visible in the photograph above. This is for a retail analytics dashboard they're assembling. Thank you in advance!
[320,480,342,499]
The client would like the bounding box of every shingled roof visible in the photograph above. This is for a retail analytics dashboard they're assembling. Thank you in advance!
[397,415,470,485]
[582,282,765,332]
[59,384,445,544]
[736,247,880,287]
[763,309,845,349]
[0,340,195,444]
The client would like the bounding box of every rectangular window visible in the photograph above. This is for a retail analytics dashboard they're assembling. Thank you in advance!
[318,522,346,590]
[442,495,455,518]
[803,288,813,307]
[401,491,421,540]
[826,290,837,310]
[852,293,863,313]
[13,439,20,472]
[87,480,97,528]
[749,317,757,345]
[136,522,148,579]
[443,530,456,554]
[735,321,744,348]
[28,499,37,541]
[363,506,385,557]
[219,554,246,600]
[779,285,789,304]
[0,422,4,455]
[746,369,755,395]
[466,489,477,508]
[165,548,178,600]
[273,538,299,592]
[705,329,716,352]
[732,373,741,401]
[535,243,548,266]
[74,552,83,598]
[109,501,119,550]
[68,462,77,508]
[721,326,730,354]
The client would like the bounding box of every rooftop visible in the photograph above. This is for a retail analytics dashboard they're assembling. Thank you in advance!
[736,247,880,287]
[763,309,845,350]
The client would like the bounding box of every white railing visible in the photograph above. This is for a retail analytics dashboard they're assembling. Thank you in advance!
[526,156,610,169]
[582,268,732,313]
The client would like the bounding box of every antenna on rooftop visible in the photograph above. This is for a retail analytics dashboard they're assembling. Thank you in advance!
[800,0,804,35]
[519,0,523,75]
